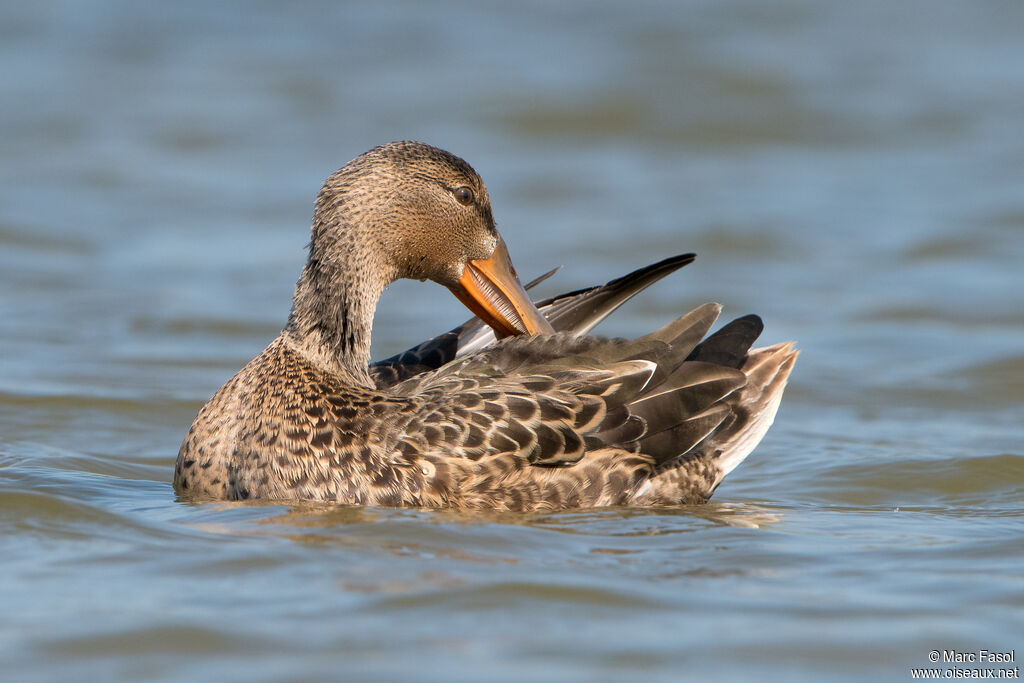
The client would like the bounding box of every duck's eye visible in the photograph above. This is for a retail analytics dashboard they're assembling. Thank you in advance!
[453,186,475,206]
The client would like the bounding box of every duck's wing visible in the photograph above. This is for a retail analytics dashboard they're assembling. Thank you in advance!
[384,303,796,510]
[370,253,695,388]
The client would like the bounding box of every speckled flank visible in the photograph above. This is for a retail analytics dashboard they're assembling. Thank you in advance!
[175,141,797,510]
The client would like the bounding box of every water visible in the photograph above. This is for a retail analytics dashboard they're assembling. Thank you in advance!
[2,1,1023,681]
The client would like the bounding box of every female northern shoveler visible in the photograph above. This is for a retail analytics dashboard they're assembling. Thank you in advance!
[175,141,797,510]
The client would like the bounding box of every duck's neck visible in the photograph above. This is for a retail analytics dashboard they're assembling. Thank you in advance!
[284,253,390,387]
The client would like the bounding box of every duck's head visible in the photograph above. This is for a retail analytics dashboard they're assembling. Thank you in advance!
[309,141,553,338]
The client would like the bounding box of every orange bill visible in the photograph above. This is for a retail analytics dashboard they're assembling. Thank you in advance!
[448,234,555,338]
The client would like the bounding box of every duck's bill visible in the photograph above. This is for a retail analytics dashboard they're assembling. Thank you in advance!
[449,235,555,338]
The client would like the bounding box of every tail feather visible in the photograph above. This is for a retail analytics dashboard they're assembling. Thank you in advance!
[708,343,798,482]
[629,341,798,504]
[687,314,764,369]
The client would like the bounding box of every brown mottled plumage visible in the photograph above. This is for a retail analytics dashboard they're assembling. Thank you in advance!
[175,141,798,510]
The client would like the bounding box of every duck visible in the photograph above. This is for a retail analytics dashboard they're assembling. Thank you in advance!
[175,141,798,510]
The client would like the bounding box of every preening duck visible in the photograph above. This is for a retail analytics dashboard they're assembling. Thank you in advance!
[175,141,797,510]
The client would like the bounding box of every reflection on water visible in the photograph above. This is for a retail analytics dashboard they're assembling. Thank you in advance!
[2,1,1023,681]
